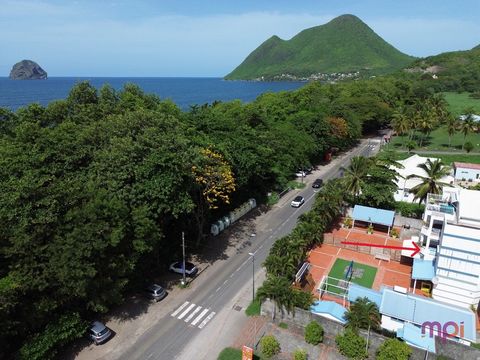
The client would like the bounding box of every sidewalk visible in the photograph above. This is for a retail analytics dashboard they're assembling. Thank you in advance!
[176,269,268,359]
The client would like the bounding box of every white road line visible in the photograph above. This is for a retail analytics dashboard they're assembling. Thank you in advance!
[177,303,196,320]
[198,311,216,329]
[171,301,189,317]
[191,308,209,326]
[184,306,202,323]
[215,287,221,292]
[223,280,228,285]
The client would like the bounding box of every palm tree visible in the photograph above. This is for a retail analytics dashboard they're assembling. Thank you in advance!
[345,297,381,351]
[458,110,477,150]
[406,159,451,203]
[390,107,410,148]
[417,105,437,147]
[256,275,295,318]
[341,156,371,201]
[444,115,459,148]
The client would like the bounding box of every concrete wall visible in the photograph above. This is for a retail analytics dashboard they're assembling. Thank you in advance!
[261,299,480,360]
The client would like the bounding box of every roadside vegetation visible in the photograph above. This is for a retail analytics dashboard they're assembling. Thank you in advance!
[245,299,262,316]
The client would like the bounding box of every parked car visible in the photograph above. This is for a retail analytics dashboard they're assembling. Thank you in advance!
[312,178,323,188]
[88,321,112,345]
[295,170,307,177]
[145,284,167,302]
[291,195,305,208]
[169,261,198,277]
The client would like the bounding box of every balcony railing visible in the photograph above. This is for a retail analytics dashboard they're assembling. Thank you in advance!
[426,203,455,215]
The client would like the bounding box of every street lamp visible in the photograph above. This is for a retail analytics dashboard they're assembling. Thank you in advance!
[248,252,255,302]
[248,251,256,350]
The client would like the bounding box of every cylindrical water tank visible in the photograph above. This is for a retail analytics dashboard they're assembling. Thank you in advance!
[216,219,225,232]
[222,216,230,228]
[210,224,219,236]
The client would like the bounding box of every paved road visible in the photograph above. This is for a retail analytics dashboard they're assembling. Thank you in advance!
[119,139,381,360]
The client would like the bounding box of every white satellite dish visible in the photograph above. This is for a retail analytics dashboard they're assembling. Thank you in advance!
[432,276,439,286]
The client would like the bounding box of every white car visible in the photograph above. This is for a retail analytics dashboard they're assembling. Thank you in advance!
[295,170,307,177]
[169,261,198,277]
[291,195,305,208]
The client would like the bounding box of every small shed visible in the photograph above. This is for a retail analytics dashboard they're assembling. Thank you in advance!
[351,205,395,234]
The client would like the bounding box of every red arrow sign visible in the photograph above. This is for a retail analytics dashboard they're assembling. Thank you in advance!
[340,240,421,257]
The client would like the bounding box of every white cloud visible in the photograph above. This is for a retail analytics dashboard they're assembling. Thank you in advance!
[0,5,478,76]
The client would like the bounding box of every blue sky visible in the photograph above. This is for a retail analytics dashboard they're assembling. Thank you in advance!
[1,0,479,77]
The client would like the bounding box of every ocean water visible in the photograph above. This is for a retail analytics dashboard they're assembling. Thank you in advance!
[0,77,305,111]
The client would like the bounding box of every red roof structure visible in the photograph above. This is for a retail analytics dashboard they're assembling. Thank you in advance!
[454,162,480,171]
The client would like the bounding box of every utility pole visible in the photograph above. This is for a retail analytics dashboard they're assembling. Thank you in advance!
[182,231,186,286]
[248,252,255,302]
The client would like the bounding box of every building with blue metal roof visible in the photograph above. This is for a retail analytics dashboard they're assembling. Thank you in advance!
[310,300,347,324]
[347,283,383,308]
[351,205,395,233]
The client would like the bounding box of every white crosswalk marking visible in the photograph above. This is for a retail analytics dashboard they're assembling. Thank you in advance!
[170,301,215,329]
[171,301,189,317]
[184,306,202,323]
[198,311,216,329]
[177,303,196,320]
[191,308,209,326]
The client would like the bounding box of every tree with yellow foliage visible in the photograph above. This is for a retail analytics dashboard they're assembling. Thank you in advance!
[191,147,236,244]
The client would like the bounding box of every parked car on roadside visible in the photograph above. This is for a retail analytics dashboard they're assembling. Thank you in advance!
[145,284,167,302]
[291,195,305,208]
[312,178,323,188]
[295,170,307,177]
[169,261,198,277]
[88,321,112,345]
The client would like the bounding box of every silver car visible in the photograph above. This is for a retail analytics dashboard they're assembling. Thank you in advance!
[169,261,198,277]
[145,284,167,302]
[88,321,112,345]
[291,195,305,208]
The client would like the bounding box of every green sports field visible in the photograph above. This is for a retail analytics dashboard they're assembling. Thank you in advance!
[324,258,377,295]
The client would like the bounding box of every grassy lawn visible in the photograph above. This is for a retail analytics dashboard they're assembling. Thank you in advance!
[217,347,263,360]
[325,259,377,295]
[245,299,261,316]
[383,150,480,165]
[443,92,480,117]
[387,127,480,153]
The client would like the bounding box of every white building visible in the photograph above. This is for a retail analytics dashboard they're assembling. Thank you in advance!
[453,162,480,183]
[415,187,480,308]
[393,154,454,203]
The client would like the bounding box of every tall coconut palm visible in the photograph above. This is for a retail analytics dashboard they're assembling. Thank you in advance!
[417,106,437,147]
[345,297,381,351]
[390,107,410,148]
[407,159,451,203]
[444,115,459,148]
[341,156,371,201]
[458,111,477,150]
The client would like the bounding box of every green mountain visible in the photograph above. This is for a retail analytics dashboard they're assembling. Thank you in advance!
[225,14,415,80]
[406,46,480,92]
